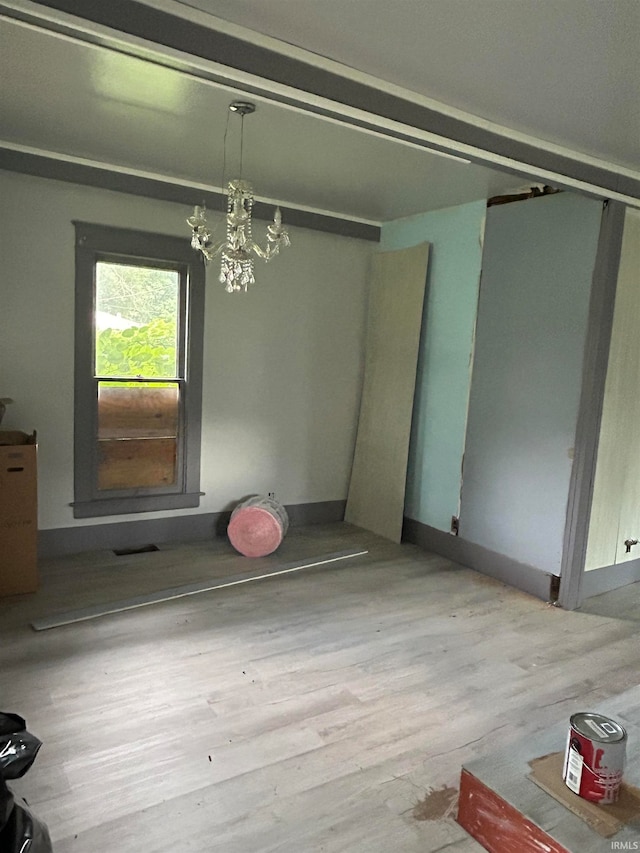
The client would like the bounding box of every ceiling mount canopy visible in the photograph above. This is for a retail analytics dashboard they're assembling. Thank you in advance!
[187,100,291,293]
[228,100,256,117]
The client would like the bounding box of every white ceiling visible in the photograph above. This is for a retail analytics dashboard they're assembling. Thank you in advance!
[178,0,640,173]
[1,1,638,224]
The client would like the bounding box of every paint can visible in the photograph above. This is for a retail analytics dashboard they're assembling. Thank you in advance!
[562,712,627,803]
[227,495,289,558]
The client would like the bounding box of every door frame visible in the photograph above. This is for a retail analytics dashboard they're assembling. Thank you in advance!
[558,201,626,609]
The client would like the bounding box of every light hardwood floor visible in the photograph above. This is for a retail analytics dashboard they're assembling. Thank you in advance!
[2,522,639,852]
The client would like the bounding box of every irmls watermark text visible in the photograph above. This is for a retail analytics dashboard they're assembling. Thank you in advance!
[611,843,640,850]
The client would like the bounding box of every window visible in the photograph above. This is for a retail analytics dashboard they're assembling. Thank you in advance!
[73,222,205,518]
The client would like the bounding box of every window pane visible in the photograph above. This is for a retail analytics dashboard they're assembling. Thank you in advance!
[97,381,179,490]
[95,262,179,378]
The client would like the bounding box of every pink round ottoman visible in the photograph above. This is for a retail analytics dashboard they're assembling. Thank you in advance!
[227,495,289,557]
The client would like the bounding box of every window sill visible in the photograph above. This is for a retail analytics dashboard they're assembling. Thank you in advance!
[71,492,203,518]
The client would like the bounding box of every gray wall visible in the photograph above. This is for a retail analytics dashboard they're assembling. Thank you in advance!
[458,192,602,574]
[0,170,372,533]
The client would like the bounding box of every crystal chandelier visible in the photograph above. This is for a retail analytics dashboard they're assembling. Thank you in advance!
[187,101,290,293]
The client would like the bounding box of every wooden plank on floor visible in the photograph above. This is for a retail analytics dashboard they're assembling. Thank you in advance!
[458,769,571,853]
[31,547,368,631]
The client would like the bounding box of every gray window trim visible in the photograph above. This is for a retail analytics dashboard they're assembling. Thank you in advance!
[73,221,205,518]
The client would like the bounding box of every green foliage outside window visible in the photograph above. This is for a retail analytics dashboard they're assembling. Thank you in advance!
[95,261,179,379]
[96,318,178,378]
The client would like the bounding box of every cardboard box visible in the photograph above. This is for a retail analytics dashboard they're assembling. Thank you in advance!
[0,432,38,596]
[0,430,37,446]
[528,751,640,838]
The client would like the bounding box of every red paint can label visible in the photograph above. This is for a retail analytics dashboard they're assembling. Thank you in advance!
[563,712,627,803]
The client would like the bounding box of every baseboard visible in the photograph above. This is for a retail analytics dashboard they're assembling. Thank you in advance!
[39,500,346,558]
[285,500,346,526]
[402,517,554,602]
[582,557,640,598]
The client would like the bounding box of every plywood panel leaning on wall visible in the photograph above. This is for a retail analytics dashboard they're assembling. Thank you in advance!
[345,243,429,542]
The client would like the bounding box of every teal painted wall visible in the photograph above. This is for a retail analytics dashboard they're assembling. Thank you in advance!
[380,200,486,531]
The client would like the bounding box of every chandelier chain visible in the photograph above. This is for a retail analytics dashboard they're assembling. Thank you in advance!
[239,112,245,181]
[220,106,231,211]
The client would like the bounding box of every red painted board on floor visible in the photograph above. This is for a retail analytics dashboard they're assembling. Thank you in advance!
[457,768,571,853]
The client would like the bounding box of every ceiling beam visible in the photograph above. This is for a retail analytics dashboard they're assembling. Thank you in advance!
[0,146,381,241]
[9,0,640,206]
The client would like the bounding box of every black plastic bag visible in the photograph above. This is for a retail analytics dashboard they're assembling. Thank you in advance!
[0,791,53,853]
[0,774,13,835]
[0,713,53,852]
[0,713,26,736]
[0,730,43,780]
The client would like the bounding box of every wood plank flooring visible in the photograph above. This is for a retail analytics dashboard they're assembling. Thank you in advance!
[1,522,639,852]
